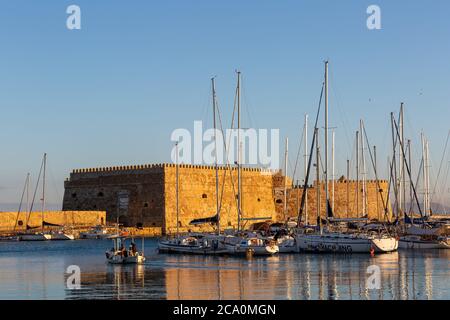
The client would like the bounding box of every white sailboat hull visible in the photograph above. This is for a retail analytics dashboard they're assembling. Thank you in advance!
[50,233,75,240]
[17,233,52,241]
[106,254,146,264]
[399,236,450,249]
[158,240,228,255]
[225,243,279,256]
[296,233,398,253]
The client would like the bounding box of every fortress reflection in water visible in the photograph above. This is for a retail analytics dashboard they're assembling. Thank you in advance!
[64,250,450,300]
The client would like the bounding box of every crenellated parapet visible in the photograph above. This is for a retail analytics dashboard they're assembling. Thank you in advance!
[71,163,281,175]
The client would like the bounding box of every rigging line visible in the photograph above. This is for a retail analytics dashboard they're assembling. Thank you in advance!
[216,80,240,213]
[361,122,392,229]
[240,74,256,130]
[292,122,305,184]
[297,81,325,225]
[329,71,352,157]
[409,158,423,215]
[14,174,29,231]
[393,117,424,219]
[25,157,44,227]
[431,130,450,202]
[215,89,234,215]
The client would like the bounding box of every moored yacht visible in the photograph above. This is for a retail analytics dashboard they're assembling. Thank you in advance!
[296,231,398,253]
[224,234,279,256]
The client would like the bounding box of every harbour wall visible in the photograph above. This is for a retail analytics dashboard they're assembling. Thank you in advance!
[0,210,106,233]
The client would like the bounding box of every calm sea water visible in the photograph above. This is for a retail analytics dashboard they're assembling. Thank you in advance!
[0,238,448,300]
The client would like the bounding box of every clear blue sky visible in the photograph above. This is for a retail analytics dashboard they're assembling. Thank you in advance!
[0,0,449,208]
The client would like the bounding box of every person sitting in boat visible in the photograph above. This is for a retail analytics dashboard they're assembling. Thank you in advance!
[130,242,137,255]
[119,244,127,257]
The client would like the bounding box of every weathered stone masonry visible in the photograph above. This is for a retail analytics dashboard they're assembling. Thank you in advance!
[63,164,392,234]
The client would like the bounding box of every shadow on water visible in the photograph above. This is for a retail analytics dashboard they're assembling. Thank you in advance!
[0,239,449,299]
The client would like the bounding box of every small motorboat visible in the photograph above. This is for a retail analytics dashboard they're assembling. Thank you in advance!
[399,234,449,249]
[158,233,228,255]
[80,225,117,239]
[225,237,279,256]
[50,229,75,240]
[274,234,297,253]
[17,232,52,241]
[105,236,146,264]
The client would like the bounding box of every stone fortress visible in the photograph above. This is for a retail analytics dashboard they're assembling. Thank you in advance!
[62,163,392,235]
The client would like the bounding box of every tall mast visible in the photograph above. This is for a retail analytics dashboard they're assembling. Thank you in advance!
[425,139,430,216]
[41,153,47,232]
[346,159,350,218]
[175,142,179,236]
[284,137,289,221]
[331,129,335,212]
[304,114,308,225]
[324,61,329,218]
[421,132,427,216]
[211,77,220,234]
[356,131,359,215]
[315,128,321,233]
[390,112,399,218]
[26,173,30,214]
[236,70,242,232]
[408,139,412,216]
[400,103,405,217]
[360,120,367,216]
[374,146,379,220]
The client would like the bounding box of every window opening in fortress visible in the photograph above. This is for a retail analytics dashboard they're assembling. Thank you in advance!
[202,193,207,199]
[276,199,282,204]
[143,202,149,208]
[97,192,104,197]
[71,193,77,198]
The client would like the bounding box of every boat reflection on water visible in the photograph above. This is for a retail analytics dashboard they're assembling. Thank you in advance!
[61,248,449,300]
[65,263,166,299]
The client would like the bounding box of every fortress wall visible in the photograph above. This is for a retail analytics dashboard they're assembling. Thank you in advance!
[273,180,392,222]
[62,164,392,234]
[0,211,106,232]
[63,165,166,228]
[163,164,278,234]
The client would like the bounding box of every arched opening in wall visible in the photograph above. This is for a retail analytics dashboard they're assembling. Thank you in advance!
[257,198,261,202]
[202,194,207,199]
[101,217,104,225]
[276,199,283,204]
[228,222,232,227]
[152,222,156,226]
[97,192,104,197]
[18,220,23,226]
[93,205,97,209]
[178,221,182,227]
[143,202,149,208]
[71,193,77,199]
[136,222,143,229]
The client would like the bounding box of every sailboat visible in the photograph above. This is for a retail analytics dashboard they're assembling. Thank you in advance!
[388,109,450,249]
[222,71,279,256]
[17,154,74,241]
[295,62,398,254]
[158,77,228,255]
[17,154,52,241]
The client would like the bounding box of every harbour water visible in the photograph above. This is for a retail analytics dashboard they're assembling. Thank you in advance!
[0,238,448,300]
